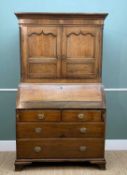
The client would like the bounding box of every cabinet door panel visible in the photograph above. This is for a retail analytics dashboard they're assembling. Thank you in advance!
[66,62,95,78]
[26,27,61,79]
[62,27,101,79]
[29,63,57,78]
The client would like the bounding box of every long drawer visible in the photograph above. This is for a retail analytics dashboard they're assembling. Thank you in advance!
[17,139,104,159]
[17,123,104,138]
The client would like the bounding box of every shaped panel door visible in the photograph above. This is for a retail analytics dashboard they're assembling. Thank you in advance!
[22,26,61,80]
[62,27,101,80]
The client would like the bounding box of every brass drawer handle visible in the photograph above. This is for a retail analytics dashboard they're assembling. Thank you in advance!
[80,127,87,133]
[78,113,85,119]
[34,146,42,153]
[35,127,42,133]
[79,146,87,152]
[37,113,45,120]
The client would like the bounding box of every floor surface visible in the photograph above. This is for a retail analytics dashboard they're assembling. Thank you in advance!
[0,151,127,175]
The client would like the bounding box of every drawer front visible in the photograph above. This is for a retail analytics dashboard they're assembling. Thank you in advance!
[62,110,102,122]
[17,139,104,159]
[17,110,61,122]
[17,123,104,138]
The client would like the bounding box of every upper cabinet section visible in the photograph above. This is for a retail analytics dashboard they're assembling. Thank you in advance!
[15,13,108,83]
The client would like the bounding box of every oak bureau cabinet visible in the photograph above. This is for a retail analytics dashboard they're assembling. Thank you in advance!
[15,13,108,170]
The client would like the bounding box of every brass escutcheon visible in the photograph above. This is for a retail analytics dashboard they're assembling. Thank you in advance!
[79,146,87,152]
[34,146,42,153]
[35,127,42,133]
[80,127,87,133]
[78,113,85,119]
[38,113,45,120]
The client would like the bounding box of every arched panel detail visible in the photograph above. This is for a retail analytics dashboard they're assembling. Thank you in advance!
[28,30,57,37]
[67,31,95,37]
[28,30,57,58]
[66,31,95,58]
